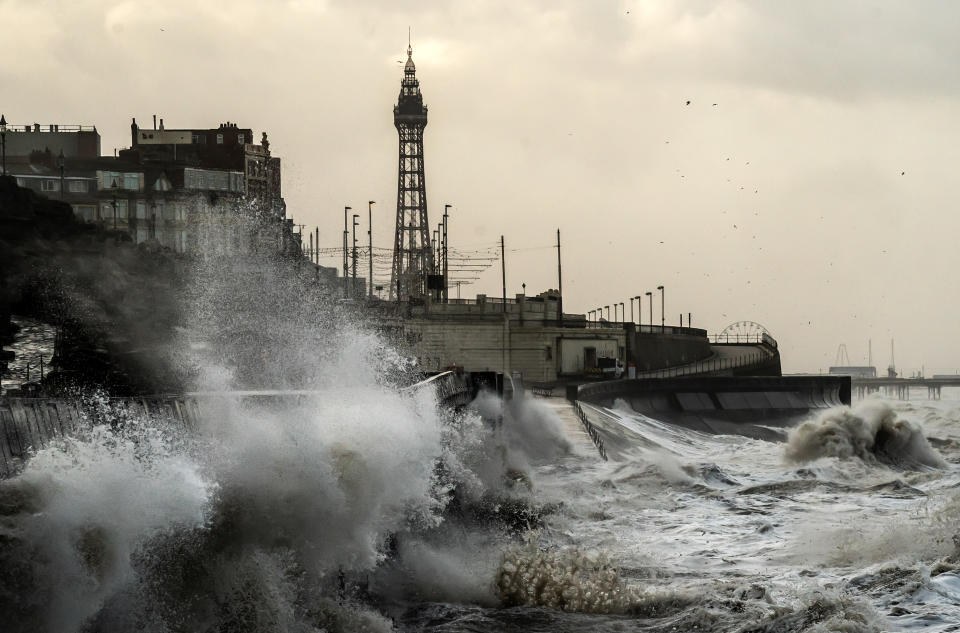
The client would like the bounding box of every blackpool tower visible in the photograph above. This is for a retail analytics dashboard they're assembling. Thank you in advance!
[390,39,433,301]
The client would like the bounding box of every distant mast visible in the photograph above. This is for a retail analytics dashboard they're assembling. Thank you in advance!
[390,33,431,301]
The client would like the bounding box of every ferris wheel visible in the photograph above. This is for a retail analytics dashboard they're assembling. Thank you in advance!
[718,320,771,343]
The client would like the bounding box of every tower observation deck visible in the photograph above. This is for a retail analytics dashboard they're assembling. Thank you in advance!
[390,41,433,301]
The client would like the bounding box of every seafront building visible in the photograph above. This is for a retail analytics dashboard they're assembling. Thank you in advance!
[2,118,299,257]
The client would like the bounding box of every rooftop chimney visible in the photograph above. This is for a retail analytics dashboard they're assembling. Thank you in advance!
[159,118,164,131]
[131,117,138,146]
[153,115,157,130]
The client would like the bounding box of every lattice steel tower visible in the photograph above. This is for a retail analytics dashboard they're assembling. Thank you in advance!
[390,40,432,301]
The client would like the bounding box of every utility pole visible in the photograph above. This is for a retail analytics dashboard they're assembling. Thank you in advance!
[352,214,360,297]
[309,232,314,264]
[556,228,563,325]
[368,201,375,299]
[500,235,507,313]
[315,227,319,265]
[443,204,451,303]
[646,292,653,329]
[343,206,351,299]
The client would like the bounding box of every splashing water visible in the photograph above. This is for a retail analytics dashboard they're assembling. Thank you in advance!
[785,401,947,469]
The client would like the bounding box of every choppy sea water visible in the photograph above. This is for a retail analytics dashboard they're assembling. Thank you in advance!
[408,390,960,633]
[2,359,959,632]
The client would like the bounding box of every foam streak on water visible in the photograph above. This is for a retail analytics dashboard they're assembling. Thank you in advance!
[512,394,960,633]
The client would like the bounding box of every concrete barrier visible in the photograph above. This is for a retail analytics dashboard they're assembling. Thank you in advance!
[571,375,851,440]
[0,372,478,479]
[0,396,200,478]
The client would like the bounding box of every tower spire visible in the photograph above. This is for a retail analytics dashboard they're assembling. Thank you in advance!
[391,36,431,301]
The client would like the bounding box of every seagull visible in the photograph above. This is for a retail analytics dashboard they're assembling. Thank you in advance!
[686,100,691,105]
[901,171,905,175]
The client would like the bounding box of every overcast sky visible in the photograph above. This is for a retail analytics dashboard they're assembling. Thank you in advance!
[4,0,959,373]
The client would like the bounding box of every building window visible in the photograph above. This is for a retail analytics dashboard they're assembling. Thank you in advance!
[216,134,223,145]
[41,180,58,192]
[116,200,128,219]
[68,180,87,193]
[136,228,148,244]
[192,133,206,145]
[136,201,147,219]
[102,171,121,189]
[238,133,245,145]
[123,173,139,190]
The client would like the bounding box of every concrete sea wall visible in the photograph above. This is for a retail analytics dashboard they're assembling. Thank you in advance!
[0,371,475,479]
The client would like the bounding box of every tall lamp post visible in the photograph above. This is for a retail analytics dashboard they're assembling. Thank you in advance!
[368,201,375,299]
[0,114,6,176]
[619,302,625,324]
[352,213,360,297]
[605,305,610,321]
[645,292,653,329]
[629,297,635,323]
[657,285,665,331]
[58,149,65,200]
[110,178,119,232]
[443,204,451,303]
[635,296,642,329]
[343,206,351,299]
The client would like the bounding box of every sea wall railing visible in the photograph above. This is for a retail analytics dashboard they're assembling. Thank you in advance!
[574,401,607,461]
[634,348,773,380]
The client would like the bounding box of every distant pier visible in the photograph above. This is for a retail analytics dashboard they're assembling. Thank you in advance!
[849,376,960,400]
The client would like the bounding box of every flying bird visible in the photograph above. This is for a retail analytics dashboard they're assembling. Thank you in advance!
[901,171,905,175]
[685,100,691,105]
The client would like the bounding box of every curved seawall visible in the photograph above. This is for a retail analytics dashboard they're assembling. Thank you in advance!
[572,375,851,440]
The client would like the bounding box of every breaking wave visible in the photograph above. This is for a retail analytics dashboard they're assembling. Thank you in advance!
[496,543,693,616]
[785,401,947,469]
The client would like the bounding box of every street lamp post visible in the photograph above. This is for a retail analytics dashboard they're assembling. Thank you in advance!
[635,296,642,329]
[619,302,625,324]
[352,213,360,296]
[58,149,65,200]
[368,201,375,299]
[0,114,6,176]
[645,292,653,329]
[605,305,610,321]
[343,206,351,299]
[657,285,665,331]
[110,178,119,232]
[629,297,635,323]
[443,204,451,303]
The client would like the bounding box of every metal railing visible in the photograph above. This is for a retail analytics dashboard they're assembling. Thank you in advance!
[634,349,771,379]
[708,333,773,345]
[4,124,97,133]
[530,385,554,397]
[574,402,608,461]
